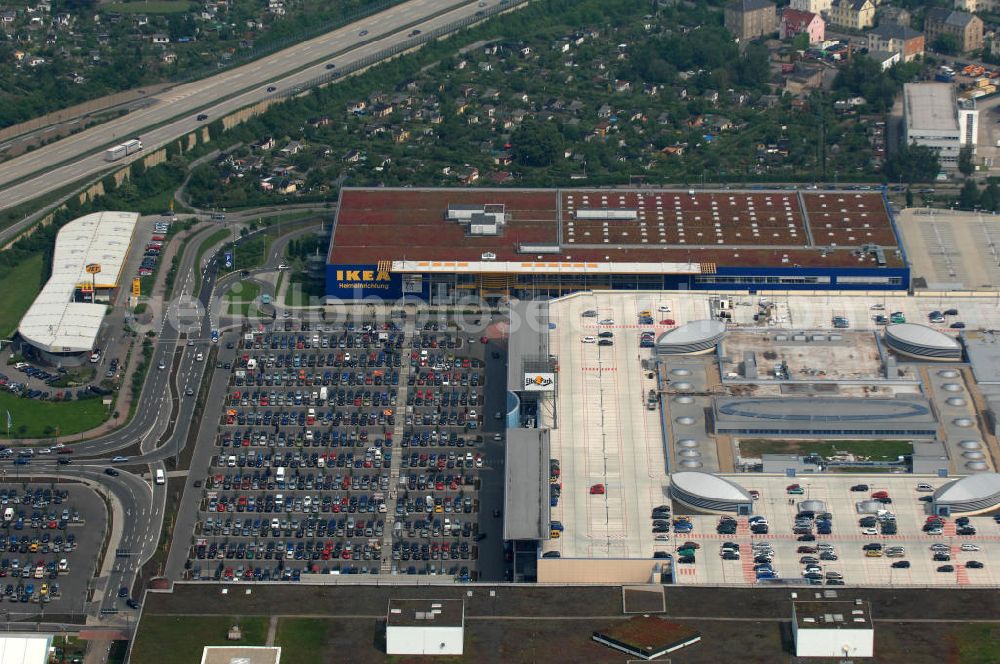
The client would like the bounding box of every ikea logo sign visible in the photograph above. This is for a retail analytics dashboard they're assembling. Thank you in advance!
[336,270,391,283]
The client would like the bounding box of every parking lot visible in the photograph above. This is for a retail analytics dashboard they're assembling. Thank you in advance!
[0,484,106,617]
[667,475,1000,587]
[183,316,495,583]
[541,292,671,560]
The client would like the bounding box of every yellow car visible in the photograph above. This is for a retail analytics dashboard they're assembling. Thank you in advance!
[550,530,561,539]
[865,549,883,558]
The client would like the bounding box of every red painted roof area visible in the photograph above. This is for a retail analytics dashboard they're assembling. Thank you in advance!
[328,188,903,268]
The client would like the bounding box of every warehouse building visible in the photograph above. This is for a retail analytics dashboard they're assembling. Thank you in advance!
[17,211,138,365]
[903,82,978,169]
[325,188,908,303]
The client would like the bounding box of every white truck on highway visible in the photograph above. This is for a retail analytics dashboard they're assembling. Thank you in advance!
[104,138,143,161]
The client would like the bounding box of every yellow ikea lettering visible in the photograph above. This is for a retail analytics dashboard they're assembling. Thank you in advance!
[336,269,391,283]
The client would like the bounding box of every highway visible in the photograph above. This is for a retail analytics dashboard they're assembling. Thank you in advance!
[0,0,500,212]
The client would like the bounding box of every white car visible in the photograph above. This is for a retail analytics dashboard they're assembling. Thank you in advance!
[581,336,597,343]
[860,528,878,535]
[961,543,981,552]
[870,303,885,310]
[658,305,672,312]
[598,318,615,325]
[916,483,934,492]
[278,263,289,270]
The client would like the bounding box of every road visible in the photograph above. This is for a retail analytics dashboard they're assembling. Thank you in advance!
[0,0,501,212]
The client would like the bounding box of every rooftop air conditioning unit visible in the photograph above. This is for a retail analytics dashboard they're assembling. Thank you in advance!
[481,252,497,261]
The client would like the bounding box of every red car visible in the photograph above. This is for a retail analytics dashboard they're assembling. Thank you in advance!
[589,484,606,495]
[660,319,676,326]
[871,491,889,500]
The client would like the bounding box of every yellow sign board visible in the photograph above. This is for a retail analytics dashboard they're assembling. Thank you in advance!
[85,263,102,275]
[132,278,141,297]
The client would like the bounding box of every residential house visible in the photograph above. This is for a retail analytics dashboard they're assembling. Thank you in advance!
[279,141,302,157]
[342,149,361,163]
[924,8,982,54]
[253,136,276,151]
[789,0,830,13]
[869,50,901,70]
[827,0,875,30]
[878,6,911,27]
[780,8,824,44]
[150,33,169,44]
[2,10,16,23]
[161,51,177,64]
[866,24,924,62]
[372,103,394,118]
[724,0,777,42]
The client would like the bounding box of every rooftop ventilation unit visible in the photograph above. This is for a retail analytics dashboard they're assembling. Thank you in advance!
[446,203,506,235]
[481,252,497,261]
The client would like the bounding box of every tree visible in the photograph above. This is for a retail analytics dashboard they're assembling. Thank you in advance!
[511,120,565,168]
[980,182,999,212]
[958,145,975,176]
[959,178,980,210]
[905,187,914,207]
[932,34,960,56]
[883,144,940,184]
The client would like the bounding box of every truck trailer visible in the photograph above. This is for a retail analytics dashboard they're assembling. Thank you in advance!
[103,138,143,161]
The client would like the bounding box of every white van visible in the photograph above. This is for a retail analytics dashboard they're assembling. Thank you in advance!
[155,469,165,485]
[276,467,286,485]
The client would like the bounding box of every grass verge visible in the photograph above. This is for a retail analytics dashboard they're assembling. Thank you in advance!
[0,253,44,339]
[275,618,331,662]
[737,439,913,461]
[954,624,1000,664]
[129,616,267,664]
[0,390,108,438]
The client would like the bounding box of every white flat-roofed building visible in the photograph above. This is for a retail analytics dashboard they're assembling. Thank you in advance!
[0,634,53,664]
[386,599,464,656]
[18,211,138,359]
[792,600,874,658]
[903,82,978,168]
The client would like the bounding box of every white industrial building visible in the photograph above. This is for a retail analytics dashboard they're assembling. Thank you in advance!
[385,599,464,656]
[902,82,978,169]
[792,600,874,658]
[17,211,138,363]
[0,634,53,664]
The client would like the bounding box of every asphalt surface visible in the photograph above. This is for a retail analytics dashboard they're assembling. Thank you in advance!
[0,0,500,212]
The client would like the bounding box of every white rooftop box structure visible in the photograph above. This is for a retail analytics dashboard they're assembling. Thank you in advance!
[18,211,138,354]
[386,599,464,656]
[792,600,873,658]
[0,634,53,664]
